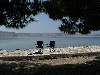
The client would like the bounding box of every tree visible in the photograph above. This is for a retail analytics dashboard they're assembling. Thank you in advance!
[0,0,42,29]
[43,0,100,34]
[0,0,100,34]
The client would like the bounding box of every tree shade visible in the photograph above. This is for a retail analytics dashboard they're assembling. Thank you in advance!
[0,0,100,34]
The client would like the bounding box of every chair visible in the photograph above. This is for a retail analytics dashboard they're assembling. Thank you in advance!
[46,41,55,49]
[35,41,44,49]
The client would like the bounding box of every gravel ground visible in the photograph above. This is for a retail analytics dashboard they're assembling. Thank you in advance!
[0,55,100,75]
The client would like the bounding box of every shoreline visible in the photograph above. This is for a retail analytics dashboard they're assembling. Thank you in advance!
[0,45,100,75]
[0,45,100,57]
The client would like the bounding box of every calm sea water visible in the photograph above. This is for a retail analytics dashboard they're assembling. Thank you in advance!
[0,37,100,50]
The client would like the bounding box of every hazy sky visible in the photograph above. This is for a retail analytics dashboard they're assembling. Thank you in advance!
[0,13,62,33]
[0,13,100,34]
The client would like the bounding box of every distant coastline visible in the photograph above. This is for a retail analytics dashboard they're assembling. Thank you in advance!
[0,31,100,37]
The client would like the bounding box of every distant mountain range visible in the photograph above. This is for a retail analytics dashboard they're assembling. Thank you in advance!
[0,31,100,37]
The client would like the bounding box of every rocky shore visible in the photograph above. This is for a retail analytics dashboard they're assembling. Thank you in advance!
[0,45,100,75]
[0,45,100,57]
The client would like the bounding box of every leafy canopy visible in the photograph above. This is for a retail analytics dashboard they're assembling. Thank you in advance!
[0,0,42,29]
[0,0,100,34]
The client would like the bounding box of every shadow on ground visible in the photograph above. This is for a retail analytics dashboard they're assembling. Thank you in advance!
[0,56,100,75]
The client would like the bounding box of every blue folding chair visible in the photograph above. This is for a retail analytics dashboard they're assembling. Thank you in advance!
[46,41,55,49]
[35,41,44,49]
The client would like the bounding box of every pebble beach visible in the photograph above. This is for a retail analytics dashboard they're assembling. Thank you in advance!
[0,45,100,57]
[0,45,100,75]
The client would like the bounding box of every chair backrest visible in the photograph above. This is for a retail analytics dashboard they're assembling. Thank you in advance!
[50,41,55,48]
[36,41,43,48]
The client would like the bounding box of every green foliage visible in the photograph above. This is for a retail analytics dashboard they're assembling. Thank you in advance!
[0,0,100,34]
[43,0,100,34]
[0,0,42,29]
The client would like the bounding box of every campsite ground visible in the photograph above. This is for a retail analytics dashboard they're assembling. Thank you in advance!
[0,45,100,75]
[0,54,100,75]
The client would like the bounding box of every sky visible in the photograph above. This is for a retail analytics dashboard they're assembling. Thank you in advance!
[0,13,62,33]
[0,13,100,34]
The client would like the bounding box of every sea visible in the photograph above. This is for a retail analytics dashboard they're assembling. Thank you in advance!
[0,37,100,50]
